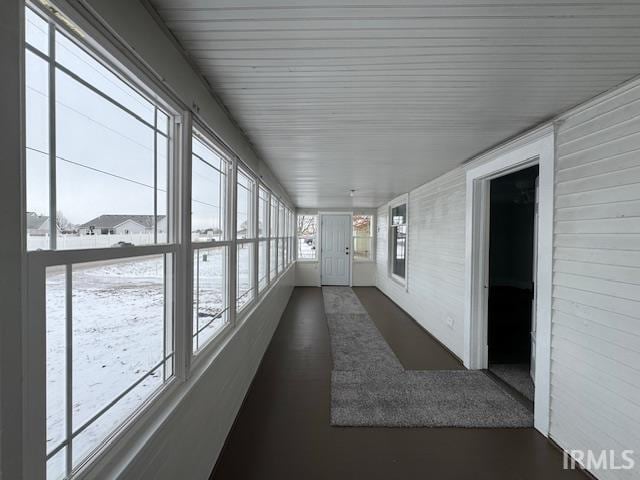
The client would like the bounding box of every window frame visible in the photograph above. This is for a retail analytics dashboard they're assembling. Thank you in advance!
[352,214,375,262]
[269,195,279,278]
[22,3,296,479]
[235,166,257,314]
[190,126,234,355]
[388,196,409,286]
[257,185,270,293]
[23,4,185,478]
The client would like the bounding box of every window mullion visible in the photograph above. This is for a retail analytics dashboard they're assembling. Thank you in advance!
[229,160,237,326]
[176,112,192,380]
[153,107,158,245]
[253,181,259,297]
[48,21,57,250]
[65,264,73,476]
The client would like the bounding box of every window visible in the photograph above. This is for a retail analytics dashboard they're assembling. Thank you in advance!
[258,240,268,292]
[287,209,294,264]
[236,169,254,240]
[193,247,228,351]
[269,239,277,281]
[191,130,231,353]
[46,255,174,479]
[191,133,227,243]
[297,215,317,261]
[25,6,178,478]
[353,215,374,261]
[258,187,269,292]
[25,8,170,251]
[236,169,256,311]
[390,204,407,280]
[270,197,279,276]
[258,186,269,239]
[24,4,291,478]
[278,203,286,272]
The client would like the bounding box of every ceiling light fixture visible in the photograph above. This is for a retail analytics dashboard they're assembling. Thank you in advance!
[349,189,356,197]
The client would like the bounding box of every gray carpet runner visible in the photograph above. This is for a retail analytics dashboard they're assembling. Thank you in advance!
[322,287,533,428]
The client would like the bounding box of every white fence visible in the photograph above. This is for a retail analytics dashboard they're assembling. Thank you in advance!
[28,233,157,251]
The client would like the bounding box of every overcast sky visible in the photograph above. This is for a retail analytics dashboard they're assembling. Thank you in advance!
[26,10,224,231]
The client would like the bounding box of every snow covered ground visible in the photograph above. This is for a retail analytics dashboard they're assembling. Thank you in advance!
[298,239,316,259]
[46,248,243,478]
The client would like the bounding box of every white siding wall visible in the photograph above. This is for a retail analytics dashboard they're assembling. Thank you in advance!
[375,79,640,479]
[295,261,376,287]
[376,169,467,359]
[295,208,378,287]
[550,81,640,480]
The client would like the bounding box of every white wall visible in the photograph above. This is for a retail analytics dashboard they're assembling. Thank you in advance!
[549,80,640,480]
[296,261,376,287]
[295,208,377,287]
[376,169,467,359]
[375,78,640,479]
[0,1,24,478]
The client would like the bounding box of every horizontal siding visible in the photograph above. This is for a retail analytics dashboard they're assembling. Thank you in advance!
[551,80,640,480]
[376,167,466,358]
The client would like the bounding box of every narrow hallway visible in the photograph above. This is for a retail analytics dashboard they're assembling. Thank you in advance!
[212,287,586,480]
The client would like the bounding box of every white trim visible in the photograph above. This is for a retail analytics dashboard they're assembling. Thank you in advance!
[463,126,554,436]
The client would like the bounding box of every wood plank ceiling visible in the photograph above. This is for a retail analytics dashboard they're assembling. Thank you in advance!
[150,0,640,208]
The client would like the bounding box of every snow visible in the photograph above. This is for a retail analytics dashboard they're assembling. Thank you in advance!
[46,248,245,478]
[298,239,316,259]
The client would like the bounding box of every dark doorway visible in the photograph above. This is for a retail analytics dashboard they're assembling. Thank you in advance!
[487,165,538,404]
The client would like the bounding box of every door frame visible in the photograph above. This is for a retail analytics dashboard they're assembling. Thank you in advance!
[463,127,554,436]
[319,212,353,286]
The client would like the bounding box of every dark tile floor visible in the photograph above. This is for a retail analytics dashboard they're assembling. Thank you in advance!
[211,287,586,480]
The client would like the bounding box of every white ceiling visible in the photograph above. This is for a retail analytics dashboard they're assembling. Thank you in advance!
[150,0,640,208]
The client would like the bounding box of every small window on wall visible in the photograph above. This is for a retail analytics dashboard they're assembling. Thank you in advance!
[353,215,373,261]
[390,204,407,280]
[297,215,317,261]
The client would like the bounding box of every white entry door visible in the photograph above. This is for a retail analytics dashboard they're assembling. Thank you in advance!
[321,214,351,285]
